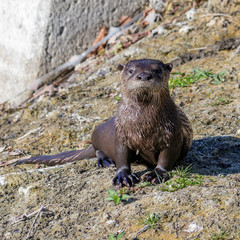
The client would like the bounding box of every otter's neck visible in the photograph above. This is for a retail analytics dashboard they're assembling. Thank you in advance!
[122,88,171,107]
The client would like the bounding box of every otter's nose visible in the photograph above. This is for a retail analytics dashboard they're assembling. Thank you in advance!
[137,72,153,81]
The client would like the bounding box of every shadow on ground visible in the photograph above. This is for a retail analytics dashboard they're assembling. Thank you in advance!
[183,136,240,176]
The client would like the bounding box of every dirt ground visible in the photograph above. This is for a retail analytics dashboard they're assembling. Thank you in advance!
[0,1,240,239]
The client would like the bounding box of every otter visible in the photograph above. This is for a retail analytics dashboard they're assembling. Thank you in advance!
[15,59,193,187]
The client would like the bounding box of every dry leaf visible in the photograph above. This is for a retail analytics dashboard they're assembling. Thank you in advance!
[91,26,107,55]
[119,16,132,26]
[142,7,152,20]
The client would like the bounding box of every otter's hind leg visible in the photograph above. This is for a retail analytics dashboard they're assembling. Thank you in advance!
[96,150,115,168]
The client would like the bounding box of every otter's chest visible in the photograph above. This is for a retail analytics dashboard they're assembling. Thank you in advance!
[116,104,175,152]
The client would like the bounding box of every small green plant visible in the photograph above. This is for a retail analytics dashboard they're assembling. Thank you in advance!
[209,70,226,85]
[169,71,199,89]
[136,181,153,188]
[110,44,123,56]
[116,43,123,51]
[116,96,121,102]
[98,48,105,55]
[210,229,230,240]
[169,68,226,89]
[106,189,130,205]
[139,212,161,229]
[159,175,203,192]
[109,231,125,240]
[211,97,232,106]
[175,164,192,178]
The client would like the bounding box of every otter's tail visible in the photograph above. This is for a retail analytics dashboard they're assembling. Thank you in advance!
[14,145,96,166]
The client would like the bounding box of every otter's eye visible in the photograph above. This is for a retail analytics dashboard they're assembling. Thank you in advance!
[128,69,134,74]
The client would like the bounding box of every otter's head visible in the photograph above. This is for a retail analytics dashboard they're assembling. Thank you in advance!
[118,59,172,103]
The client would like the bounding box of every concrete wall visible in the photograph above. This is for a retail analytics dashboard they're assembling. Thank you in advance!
[0,0,145,104]
[0,1,51,104]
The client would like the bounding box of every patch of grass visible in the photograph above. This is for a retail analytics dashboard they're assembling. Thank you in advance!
[211,97,232,106]
[109,231,125,240]
[169,68,226,89]
[106,189,130,205]
[159,175,203,192]
[174,164,192,178]
[139,212,161,229]
[210,229,230,240]
[136,181,153,188]
[169,72,198,89]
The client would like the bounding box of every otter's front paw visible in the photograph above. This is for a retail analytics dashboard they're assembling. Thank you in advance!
[143,167,170,184]
[113,167,139,187]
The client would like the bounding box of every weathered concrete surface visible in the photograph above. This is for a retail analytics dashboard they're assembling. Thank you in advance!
[0,1,51,104]
[0,0,144,104]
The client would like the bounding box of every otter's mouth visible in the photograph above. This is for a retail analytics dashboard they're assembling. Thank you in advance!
[127,78,164,91]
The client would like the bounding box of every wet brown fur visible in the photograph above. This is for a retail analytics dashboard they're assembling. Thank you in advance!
[115,59,191,155]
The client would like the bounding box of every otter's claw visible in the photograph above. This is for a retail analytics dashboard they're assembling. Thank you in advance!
[143,167,169,184]
[113,167,139,187]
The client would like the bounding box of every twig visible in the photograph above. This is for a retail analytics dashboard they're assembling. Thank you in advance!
[188,47,207,51]
[200,13,233,18]
[25,205,44,239]
[0,146,6,153]
[228,44,240,60]
[16,127,42,142]
[170,3,185,15]
[131,225,151,239]
[162,5,192,27]
[11,206,50,225]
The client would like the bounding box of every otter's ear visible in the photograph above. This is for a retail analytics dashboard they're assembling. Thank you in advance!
[165,63,173,72]
[117,64,125,71]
